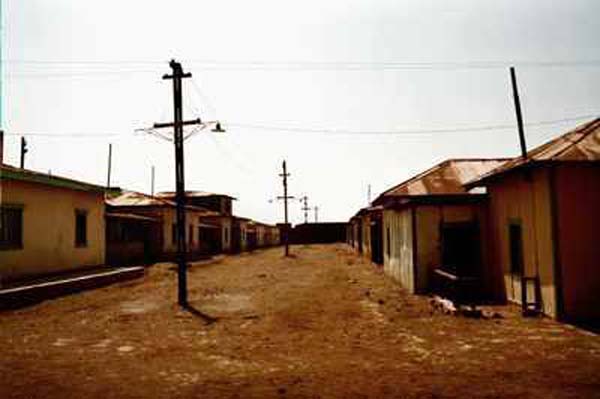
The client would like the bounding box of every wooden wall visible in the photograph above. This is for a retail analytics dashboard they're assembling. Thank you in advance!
[487,168,557,317]
[383,208,415,293]
[555,163,600,322]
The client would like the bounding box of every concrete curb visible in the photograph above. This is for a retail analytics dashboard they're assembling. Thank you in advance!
[0,267,145,311]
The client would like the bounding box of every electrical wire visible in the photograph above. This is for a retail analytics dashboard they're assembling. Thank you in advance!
[4,59,600,77]
[5,113,597,138]
[5,58,600,67]
[227,113,599,136]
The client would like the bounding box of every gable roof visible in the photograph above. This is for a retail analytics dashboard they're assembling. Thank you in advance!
[372,158,508,205]
[467,117,600,187]
[0,164,105,193]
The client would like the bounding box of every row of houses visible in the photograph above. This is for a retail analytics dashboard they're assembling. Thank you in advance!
[0,163,281,284]
[348,118,600,324]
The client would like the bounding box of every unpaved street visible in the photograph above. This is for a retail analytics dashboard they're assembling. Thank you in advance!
[1,244,599,398]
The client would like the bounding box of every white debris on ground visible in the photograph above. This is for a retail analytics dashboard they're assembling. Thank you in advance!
[429,295,504,319]
[430,295,457,314]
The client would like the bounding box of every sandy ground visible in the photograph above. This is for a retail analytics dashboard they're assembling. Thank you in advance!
[1,244,599,399]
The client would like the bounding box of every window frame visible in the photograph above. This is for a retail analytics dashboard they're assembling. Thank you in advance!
[508,219,524,276]
[75,209,88,248]
[0,204,24,251]
[386,226,391,257]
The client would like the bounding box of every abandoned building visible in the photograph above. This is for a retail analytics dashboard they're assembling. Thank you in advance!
[156,191,236,254]
[466,118,600,322]
[363,158,507,302]
[291,222,348,244]
[106,190,220,261]
[105,212,161,266]
[0,164,106,283]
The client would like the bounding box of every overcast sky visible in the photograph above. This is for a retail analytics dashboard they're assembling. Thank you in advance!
[2,0,599,224]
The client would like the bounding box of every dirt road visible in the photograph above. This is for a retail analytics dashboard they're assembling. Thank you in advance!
[1,244,599,398]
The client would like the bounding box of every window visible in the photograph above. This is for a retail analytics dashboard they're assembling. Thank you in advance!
[172,223,177,245]
[224,227,229,244]
[1,206,23,250]
[75,210,88,247]
[508,222,524,275]
[386,227,391,257]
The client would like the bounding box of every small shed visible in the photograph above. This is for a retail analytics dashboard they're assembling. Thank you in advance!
[466,118,600,322]
[373,158,507,300]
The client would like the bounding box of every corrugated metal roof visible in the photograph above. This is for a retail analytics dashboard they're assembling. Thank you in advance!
[468,117,600,186]
[106,191,219,216]
[374,158,508,203]
[156,190,236,200]
[105,212,160,223]
[106,191,176,207]
[1,164,105,193]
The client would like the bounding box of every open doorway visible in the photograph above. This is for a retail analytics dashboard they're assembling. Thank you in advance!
[435,221,482,303]
[370,217,383,265]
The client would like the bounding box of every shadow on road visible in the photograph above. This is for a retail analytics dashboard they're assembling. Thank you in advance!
[183,304,219,324]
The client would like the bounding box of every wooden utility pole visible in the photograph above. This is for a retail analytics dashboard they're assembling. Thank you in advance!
[277,160,294,256]
[154,59,201,307]
[107,143,112,188]
[300,195,310,224]
[20,137,27,169]
[510,66,527,158]
[0,130,4,165]
[510,66,542,316]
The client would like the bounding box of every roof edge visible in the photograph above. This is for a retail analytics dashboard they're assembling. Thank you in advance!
[373,157,510,205]
[1,165,106,194]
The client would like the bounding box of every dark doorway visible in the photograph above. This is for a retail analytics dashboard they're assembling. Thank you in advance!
[508,222,524,276]
[198,226,221,255]
[370,217,383,265]
[231,224,241,254]
[357,221,363,254]
[441,221,481,277]
[247,231,257,251]
[436,221,482,303]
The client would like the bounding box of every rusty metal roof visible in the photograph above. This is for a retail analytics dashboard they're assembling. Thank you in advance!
[468,117,600,186]
[106,191,219,215]
[106,191,176,207]
[156,190,236,200]
[373,158,508,204]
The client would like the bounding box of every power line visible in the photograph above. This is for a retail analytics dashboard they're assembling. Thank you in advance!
[5,58,600,68]
[4,59,600,77]
[5,70,158,79]
[4,113,597,138]
[3,132,125,137]
[228,113,599,136]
